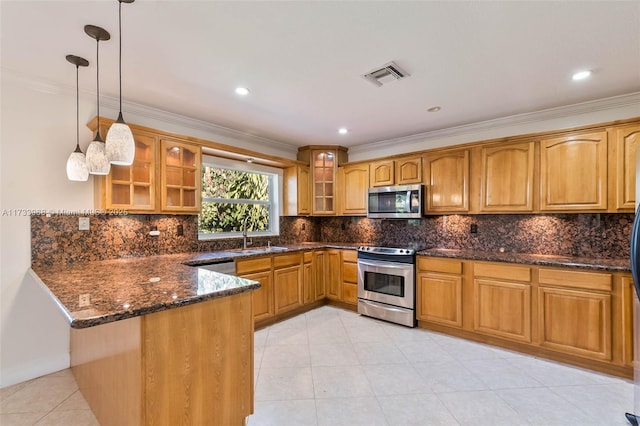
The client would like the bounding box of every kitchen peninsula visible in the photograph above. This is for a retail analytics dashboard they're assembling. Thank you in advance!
[31,253,260,426]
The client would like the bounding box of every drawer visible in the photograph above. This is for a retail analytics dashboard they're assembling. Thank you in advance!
[303,251,313,263]
[342,250,357,263]
[236,256,272,274]
[539,268,612,292]
[418,257,462,275]
[474,262,531,282]
[342,283,358,305]
[343,262,357,284]
[273,253,302,269]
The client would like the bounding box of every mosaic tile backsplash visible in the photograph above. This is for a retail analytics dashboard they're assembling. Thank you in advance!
[32,213,631,267]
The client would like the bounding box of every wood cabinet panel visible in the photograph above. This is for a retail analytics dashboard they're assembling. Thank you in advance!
[396,156,422,185]
[622,276,634,367]
[343,250,357,263]
[313,251,326,300]
[417,257,463,275]
[342,262,357,284]
[474,262,531,282]
[613,124,640,211]
[274,264,303,315]
[236,257,272,275]
[284,165,311,215]
[342,283,358,305]
[142,293,253,425]
[241,270,273,322]
[538,268,612,292]
[538,286,611,360]
[474,278,531,342]
[417,273,463,327]
[273,253,302,269]
[340,163,369,215]
[424,150,469,213]
[480,141,535,212]
[303,262,313,305]
[370,160,395,187]
[540,131,608,211]
[326,250,342,300]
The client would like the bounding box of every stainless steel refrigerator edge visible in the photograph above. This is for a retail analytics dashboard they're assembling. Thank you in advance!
[627,154,640,425]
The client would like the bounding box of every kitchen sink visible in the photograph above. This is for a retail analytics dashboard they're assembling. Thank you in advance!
[238,246,288,254]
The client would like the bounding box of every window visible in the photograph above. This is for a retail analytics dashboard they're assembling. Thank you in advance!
[198,156,281,240]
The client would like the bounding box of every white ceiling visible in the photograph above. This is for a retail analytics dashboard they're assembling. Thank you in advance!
[2,1,639,150]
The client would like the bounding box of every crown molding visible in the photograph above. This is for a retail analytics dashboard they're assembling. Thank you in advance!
[349,92,640,156]
[2,68,298,155]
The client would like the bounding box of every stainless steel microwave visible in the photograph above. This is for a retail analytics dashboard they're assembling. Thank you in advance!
[367,184,423,219]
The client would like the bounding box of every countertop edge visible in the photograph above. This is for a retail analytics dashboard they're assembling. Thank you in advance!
[416,250,630,272]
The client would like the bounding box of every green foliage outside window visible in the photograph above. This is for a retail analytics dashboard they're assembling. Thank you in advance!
[198,166,272,234]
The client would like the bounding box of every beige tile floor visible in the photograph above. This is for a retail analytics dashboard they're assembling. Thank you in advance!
[0,305,634,425]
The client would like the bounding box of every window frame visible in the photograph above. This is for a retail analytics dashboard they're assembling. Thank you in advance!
[198,155,282,241]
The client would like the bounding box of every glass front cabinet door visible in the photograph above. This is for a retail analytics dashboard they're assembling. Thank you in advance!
[160,139,202,212]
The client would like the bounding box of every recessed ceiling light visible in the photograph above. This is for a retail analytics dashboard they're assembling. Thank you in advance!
[572,70,591,81]
[427,106,441,112]
[235,87,250,96]
[338,128,348,135]
[246,157,254,163]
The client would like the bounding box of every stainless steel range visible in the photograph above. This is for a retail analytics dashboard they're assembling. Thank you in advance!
[357,246,417,327]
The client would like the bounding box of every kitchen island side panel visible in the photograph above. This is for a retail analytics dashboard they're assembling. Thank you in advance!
[70,292,253,426]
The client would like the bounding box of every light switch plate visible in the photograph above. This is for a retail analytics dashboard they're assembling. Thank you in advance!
[78,217,90,231]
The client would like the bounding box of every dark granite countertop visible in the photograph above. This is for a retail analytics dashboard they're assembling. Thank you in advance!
[31,252,261,329]
[31,242,362,329]
[417,248,630,272]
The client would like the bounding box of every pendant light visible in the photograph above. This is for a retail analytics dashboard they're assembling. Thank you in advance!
[105,0,135,166]
[84,25,111,175]
[65,55,90,182]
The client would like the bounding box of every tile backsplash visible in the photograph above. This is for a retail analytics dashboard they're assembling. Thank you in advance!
[31,213,631,267]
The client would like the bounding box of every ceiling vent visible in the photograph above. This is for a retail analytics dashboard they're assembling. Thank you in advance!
[362,61,410,87]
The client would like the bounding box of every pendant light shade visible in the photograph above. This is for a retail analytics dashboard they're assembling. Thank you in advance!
[106,0,135,166]
[84,24,111,176]
[65,55,90,182]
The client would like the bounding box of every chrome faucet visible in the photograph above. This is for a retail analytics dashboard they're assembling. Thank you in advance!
[242,217,253,249]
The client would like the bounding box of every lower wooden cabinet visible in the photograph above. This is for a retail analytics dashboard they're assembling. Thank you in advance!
[417,256,632,377]
[273,254,303,315]
[326,250,342,300]
[236,256,274,323]
[473,263,532,343]
[417,257,463,327]
[303,252,314,304]
[538,268,612,361]
[341,250,358,305]
[313,251,326,300]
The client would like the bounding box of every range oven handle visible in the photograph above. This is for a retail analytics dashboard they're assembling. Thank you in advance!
[357,258,414,272]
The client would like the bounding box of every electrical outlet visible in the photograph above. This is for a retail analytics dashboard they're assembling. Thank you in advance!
[78,294,90,307]
[177,224,184,236]
[470,223,478,234]
[301,223,306,231]
[341,223,346,231]
[78,217,90,231]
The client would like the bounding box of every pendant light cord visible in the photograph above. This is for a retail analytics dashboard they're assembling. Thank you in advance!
[95,36,101,140]
[75,64,80,151]
[119,0,123,113]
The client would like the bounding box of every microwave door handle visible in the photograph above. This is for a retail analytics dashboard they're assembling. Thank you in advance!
[405,191,411,213]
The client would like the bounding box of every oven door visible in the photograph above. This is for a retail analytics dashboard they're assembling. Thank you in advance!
[357,258,414,309]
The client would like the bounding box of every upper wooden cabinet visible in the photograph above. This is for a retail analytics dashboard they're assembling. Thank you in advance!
[160,139,201,212]
[480,141,535,212]
[370,156,422,187]
[298,146,348,215]
[612,124,640,211]
[284,165,311,216]
[540,131,608,211]
[91,118,201,214]
[101,132,157,212]
[338,163,369,216]
[423,149,469,213]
